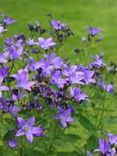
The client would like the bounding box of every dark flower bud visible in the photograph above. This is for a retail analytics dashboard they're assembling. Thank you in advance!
[74,48,80,53]
[28,24,34,31]
[36,104,43,111]
[33,74,40,80]
[108,62,116,74]
[47,13,52,17]
[12,89,18,96]
[40,28,46,34]
[57,34,64,42]
[32,49,40,54]
[8,100,14,106]
[32,87,39,95]
[5,76,15,82]
[16,34,25,41]
[28,102,35,110]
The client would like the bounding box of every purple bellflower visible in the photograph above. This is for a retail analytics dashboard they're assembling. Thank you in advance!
[7,139,18,149]
[88,26,101,36]
[16,117,44,143]
[44,52,64,69]
[80,67,95,84]
[89,55,106,69]
[26,39,35,46]
[51,19,65,30]
[3,16,15,25]
[38,37,56,50]
[63,65,84,85]
[54,106,74,128]
[108,133,117,145]
[0,26,6,35]
[10,105,21,117]
[0,66,9,84]
[13,68,35,91]
[51,70,68,88]
[9,45,23,60]
[70,87,88,103]
[98,80,114,94]
[99,138,111,155]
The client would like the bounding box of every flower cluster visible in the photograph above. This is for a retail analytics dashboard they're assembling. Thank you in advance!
[87,133,117,156]
[0,14,15,35]
[0,14,116,155]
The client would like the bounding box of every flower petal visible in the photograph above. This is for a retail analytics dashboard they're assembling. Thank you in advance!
[26,131,33,143]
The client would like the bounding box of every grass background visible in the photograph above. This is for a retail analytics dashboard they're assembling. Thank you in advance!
[0,0,117,155]
[0,0,117,60]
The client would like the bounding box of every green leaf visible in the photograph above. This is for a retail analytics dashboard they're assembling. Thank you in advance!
[78,115,95,132]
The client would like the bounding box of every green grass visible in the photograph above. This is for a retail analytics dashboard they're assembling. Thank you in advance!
[0,0,117,155]
[0,0,117,60]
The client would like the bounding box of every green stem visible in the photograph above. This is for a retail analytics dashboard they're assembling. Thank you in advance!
[96,92,106,130]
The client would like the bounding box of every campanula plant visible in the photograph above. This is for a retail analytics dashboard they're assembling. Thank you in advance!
[0,14,116,156]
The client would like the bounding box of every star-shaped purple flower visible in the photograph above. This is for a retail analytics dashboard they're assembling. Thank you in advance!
[54,106,74,128]
[51,70,68,88]
[16,117,44,143]
[3,16,15,25]
[51,19,65,30]
[7,139,18,149]
[108,133,117,145]
[38,37,56,50]
[99,138,111,155]
[13,69,35,91]
[89,55,106,69]
[88,26,101,36]
[70,87,88,103]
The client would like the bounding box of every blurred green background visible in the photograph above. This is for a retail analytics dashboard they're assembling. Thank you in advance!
[0,0,117,61]
[0,0,117,155]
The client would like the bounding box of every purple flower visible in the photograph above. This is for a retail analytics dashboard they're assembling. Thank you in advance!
[12,92,24,101]
[38,37,56,50]
[13,69,35,91]
[44,52,63,69]
[88,26,101,36]
[0,26,6,35]
[106,83,114,94]
[3,16,15,25]
[26,39,35,46]
[108,133,117,145]
[16,117,44,143]
[0,97,9,112]
[70,87,88,103]
[0,85,9,98]
[0,52,9,64]
[89,55,106,69]
[81,68,95,84]
[51,20,65,30]
[9,45,23,60]
[0,66,9,84]
[99,138,110,155]
[63,65,84,85]
[10,105,21,117]
[51,70,68,88]
[7,139,18,149]
[98,80,114,94]
[54,106,74,128]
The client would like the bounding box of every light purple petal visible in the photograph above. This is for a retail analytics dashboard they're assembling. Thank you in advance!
[17,117,26,128]
[27,117,35,126]
[26,131,33,143]
[16,129,25,136]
